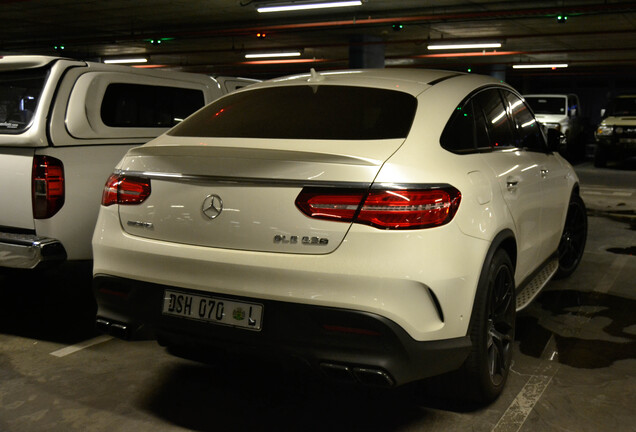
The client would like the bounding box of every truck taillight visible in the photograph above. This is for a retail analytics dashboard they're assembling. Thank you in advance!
[32,155,65,219]
[101,174,151,206]
[296,186,461,229]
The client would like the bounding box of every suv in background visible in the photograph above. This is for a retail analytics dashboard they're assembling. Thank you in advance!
[594,94,636,167]
[523,94,585,160]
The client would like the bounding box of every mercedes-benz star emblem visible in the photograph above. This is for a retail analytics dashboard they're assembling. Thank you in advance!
[202,194,223,220]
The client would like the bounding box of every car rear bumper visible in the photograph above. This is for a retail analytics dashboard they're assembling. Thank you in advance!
[92,206,490,343]
[93,274,472,387]
[0,231,67,269]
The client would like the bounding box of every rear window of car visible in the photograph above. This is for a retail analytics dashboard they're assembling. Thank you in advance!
[0,66,49,134]
[169,85,417,140]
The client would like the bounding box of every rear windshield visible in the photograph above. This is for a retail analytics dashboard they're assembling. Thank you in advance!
[524,96,566,115]
[169,85,417,140]
[0,66,49,133]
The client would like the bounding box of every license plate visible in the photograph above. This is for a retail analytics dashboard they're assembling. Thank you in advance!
[162,290,263,331]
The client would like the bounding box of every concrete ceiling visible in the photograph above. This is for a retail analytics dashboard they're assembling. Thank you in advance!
[2,0,636,79]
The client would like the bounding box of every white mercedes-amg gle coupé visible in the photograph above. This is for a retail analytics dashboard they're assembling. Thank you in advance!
[92,68,587,403]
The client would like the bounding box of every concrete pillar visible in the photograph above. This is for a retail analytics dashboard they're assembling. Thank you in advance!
[349,35,385,69]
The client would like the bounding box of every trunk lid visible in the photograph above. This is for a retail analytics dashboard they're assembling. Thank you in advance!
[116,137,403,254]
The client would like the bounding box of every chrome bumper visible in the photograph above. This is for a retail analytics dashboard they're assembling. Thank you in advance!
[0,232,67,269]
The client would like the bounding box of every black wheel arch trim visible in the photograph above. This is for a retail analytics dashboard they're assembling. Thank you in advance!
[466,229,516,337]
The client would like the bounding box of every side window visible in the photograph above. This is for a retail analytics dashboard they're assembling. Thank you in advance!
[440,89,507,154]
[503,91,547,152]
[473,89,516,149]
[100,84,204,128]
[472,95,494,151]
[440,99,478,153]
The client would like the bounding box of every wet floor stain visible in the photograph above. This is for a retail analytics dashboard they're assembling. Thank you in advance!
[607,246,636,255]
[517,290,636,369]
[588,209,636,230]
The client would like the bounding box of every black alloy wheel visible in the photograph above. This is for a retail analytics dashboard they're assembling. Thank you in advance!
[461,249,516,403]
[486,259,516,387]
[555,194,587,279]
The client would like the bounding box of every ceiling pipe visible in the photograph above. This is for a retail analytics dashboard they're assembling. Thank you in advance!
[5,3,636,50]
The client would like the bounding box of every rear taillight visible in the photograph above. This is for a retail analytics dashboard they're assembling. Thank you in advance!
[32,155,65,219]
[296,186,461,229]
[101,174,151,206]
[295,189,366,223]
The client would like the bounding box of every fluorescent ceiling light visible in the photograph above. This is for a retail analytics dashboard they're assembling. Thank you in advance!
[428,43,502,50]
[245,51,302,59]
[257,1,362,13]
[103,57,148,64]
[512,64,568,69]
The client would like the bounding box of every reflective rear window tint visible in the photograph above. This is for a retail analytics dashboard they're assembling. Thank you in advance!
[169,85,417,140]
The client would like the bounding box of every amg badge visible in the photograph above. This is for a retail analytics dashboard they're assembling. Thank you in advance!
[273,234,328,246]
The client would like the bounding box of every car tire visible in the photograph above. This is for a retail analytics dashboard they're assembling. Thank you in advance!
[555,194,587,279]
[461,249,516,403]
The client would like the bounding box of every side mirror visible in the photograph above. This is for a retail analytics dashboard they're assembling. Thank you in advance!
[569,108,577,117]
[600,108,606,118]
[547,128,567,154]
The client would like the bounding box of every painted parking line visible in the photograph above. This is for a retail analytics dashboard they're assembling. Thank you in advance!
[50,335,114,358]
[580,186,634,197]
[583,190,633,197]
[493,337,561,432]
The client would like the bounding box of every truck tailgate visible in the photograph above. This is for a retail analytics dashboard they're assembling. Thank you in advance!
[0,147,34,230]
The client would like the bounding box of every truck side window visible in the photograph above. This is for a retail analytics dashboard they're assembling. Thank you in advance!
[101,84,204,128]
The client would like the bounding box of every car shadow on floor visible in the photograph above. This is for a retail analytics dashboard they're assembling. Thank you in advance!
[137,347,498,432]
[0,262,98,344]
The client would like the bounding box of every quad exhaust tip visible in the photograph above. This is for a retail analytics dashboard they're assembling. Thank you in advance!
[320,362,395,387]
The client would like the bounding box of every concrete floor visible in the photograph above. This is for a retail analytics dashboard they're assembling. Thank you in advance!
[0,161,634,432]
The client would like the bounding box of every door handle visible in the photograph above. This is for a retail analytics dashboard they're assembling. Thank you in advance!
[506,176,519,191]
[541,168,549,178]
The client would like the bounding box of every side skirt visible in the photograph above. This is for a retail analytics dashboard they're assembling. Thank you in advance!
[515,253,559,311]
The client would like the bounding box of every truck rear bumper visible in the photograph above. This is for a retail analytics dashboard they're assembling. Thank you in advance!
[0,232,67,269]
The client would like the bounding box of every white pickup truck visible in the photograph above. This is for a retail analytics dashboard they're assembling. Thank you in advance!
[0,55,251,270]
